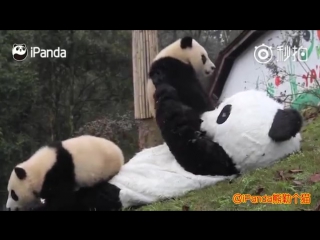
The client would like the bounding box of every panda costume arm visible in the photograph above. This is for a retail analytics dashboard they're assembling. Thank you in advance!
[152,81,239,176]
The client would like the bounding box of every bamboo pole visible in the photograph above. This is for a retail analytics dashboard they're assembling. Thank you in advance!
[132,30,159,119]
[132,30,163,149]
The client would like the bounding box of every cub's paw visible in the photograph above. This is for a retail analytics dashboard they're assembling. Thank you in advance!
[195,130,206,138]
[186,130,207,144]
[188,138,198,144]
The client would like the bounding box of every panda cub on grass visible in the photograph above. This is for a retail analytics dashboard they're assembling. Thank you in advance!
[6,135,124,211]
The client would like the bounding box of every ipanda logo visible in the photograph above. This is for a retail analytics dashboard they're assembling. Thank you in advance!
[12,43,67,61]
[12,44,28,61]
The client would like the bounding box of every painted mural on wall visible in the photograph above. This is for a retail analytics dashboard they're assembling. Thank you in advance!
[219,30,320,111]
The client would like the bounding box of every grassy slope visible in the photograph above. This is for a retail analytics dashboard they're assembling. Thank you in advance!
[136,117,320,211]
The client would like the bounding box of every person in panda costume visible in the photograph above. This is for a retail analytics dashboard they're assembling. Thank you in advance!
[21,36,302,211]
[28,88,302,211]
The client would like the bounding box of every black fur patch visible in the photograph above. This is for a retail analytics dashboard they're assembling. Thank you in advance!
[154,83,239,176]
[217,104,232,124]
[180,36,193,49]
[11,190,18,201]
[40,141,76,201]
[268,108,303,142]
[31,181,122,211]
[149,57,214,115]
[14,167,26,180]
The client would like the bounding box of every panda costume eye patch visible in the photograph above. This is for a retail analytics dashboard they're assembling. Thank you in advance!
[216,104,232,124]
[11,190,18,201]
[201,54,207,64]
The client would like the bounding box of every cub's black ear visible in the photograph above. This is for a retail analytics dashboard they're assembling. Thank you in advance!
[268,108,303,142]
[13,44,17,48]
[21,44,26,48]
[14,167,27,180]
[180,36,193,49]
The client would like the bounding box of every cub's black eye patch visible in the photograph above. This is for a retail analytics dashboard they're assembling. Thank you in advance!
[11,190,19,201]
[201,54,207,64]
[217,104,232,124]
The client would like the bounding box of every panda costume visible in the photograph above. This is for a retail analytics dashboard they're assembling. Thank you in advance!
[30,89,302,211]
[27,37,302,211]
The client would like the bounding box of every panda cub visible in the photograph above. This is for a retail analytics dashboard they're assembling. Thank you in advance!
[147,36,216,117]
[147,36,236,176]
[6,135,124,211]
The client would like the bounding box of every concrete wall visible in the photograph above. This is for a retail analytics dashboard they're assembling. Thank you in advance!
[219,30,320,110]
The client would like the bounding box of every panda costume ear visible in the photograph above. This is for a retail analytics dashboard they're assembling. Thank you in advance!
[14,167,27,180]
[13,44,17,48]
[180,36,193,49]
[268,108,303,142]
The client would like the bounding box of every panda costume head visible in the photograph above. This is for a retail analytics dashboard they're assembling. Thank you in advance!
[147,36,216,117]
[200,89,302,173]
[28,90,302,211]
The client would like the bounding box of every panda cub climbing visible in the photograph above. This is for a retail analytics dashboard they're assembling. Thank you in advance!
[147,36,216,117]
[6,135,124,211]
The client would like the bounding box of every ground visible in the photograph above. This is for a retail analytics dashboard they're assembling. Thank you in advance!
[135,116,320,211]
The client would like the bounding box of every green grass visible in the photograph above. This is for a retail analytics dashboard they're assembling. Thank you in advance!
[135,117,320,211]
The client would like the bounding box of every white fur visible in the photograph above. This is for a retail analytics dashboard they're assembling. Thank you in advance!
[6,135,124,211]
[147,37,215,117]
[109,143,233,208]
[200,89,302,173]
